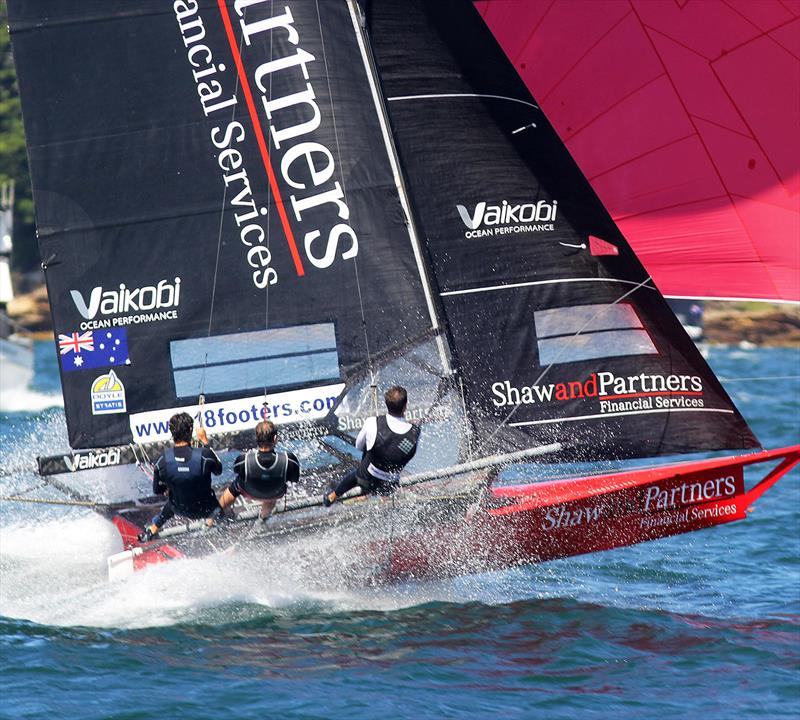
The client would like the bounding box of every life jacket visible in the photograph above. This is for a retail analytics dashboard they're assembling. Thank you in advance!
[162,447,218,516]
[239,449,290,499]
[358,415,420,484]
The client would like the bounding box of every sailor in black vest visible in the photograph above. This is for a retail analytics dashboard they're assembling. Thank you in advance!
[323,386,420,506]
[218,420,300,520]
[138,412,223,542]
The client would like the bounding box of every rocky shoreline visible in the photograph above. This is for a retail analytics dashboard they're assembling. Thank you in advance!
[7,287,800,347]
[703,302,800,347]
[7,285,51,336]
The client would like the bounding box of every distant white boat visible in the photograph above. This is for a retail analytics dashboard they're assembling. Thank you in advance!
[0,180,35,398]
[667,298,709,358]
[0,333,34,393]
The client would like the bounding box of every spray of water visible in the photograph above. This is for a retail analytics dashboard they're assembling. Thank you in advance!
[0,508,490,629]
[0,387,63,413]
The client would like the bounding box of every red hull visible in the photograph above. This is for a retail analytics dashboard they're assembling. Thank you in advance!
[114,446,799,582]
[383,446,800,581]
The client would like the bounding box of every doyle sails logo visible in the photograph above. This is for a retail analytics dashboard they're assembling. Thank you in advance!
[457,199,558,238]
[70,278,181,330]
[90,369,127,415]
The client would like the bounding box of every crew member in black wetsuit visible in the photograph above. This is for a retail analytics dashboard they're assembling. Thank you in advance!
[323,385,420,506]
[137,412,223,542]
[217,420,300,520]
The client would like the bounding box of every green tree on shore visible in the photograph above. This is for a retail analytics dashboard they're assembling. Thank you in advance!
[0,10,38,271]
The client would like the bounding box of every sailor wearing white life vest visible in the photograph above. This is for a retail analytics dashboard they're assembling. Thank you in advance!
[323,386,420,506]
[218,420,300,521]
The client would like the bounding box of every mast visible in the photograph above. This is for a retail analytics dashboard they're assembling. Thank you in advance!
[345,0,451,376]
[345,0,485,459]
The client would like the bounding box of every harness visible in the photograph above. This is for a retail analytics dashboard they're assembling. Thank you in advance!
[164,447,202,483]
[162,447,216,515]
[240,449,290,499]
[359,415,420,485]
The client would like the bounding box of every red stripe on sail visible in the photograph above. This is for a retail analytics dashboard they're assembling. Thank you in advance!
[599,391,705,401]
[216,0,305,277]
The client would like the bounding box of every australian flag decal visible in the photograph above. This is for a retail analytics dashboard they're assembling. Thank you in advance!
[59,329,129,373]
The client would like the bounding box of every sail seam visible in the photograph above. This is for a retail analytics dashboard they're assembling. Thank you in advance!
[324,0,377,404]
[388,93,539,112]
[508,0,558,67]
[628,2,782,301]
[510,407,735,426]
[535,4,632,106]
[205,6,246,347]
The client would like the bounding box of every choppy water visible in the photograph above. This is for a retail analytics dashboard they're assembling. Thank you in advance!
[1,343,798,719]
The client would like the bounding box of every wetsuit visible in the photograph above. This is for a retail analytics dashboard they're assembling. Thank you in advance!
[333,414,420,498]
[150,444,223,527]
[227,449,300,500]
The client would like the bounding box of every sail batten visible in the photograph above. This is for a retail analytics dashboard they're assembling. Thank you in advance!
[440,278,659,297]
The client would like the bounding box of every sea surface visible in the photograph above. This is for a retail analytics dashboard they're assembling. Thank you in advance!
[1,343,798,720]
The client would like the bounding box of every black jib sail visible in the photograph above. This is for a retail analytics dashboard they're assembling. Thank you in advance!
[8,0,447,451]
[365,0,759,460]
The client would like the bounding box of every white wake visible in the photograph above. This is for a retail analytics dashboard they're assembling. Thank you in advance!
[0,387,63,413]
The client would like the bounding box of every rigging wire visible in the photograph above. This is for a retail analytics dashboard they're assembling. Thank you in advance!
[458,374,474,461]
[129,443,155,482]
[385,490,397,578]
[0,464,37,479]
[1,480,48,496]
[262,0,274,406]
[718,375,800,383]
[316,0,378,416]
[486,274,656,445]
[200,9,248,401]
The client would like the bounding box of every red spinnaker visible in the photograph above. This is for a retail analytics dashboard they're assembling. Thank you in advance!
[476,0,800,302]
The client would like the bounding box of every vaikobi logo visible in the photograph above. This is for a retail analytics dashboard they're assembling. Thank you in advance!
[456,199,558,238]
[70,277,181,330]
[63,447,123,472]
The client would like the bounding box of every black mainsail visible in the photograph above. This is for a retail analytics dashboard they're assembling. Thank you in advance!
[365,0,759,460]
[9,0,448,452]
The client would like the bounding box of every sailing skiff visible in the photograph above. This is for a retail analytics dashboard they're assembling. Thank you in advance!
[6,0,798,582]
